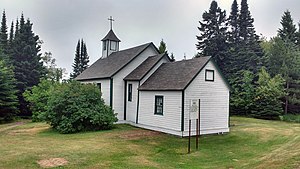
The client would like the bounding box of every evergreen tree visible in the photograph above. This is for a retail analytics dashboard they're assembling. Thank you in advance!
[196,0,228,75]
[71,40,81,79]
[0,10,8,54]
[228,0,239,45]
[158,39,168,55]
[10,15,44,116]
[8,21,13,46]
[278,10,297,43]
[169,53,175,62]
[71,39,89,79]
[0,51,18,122]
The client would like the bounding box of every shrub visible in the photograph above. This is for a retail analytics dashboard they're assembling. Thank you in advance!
[280,114,300,123]
[23,79,57,122]
[46,81,117,133]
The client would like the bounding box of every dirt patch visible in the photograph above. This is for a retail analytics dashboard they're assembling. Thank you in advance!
[8,126,49,135]
[0,122,25,132]
[119,130,160,140]
[37,158,68,168]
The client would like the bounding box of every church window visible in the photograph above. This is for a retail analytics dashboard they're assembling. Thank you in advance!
[128,84,132,102]
[154,96,163,115]
[103,41,107,50]
[97,83,101,93]
[110,41,117,51]
[205,69,214,81]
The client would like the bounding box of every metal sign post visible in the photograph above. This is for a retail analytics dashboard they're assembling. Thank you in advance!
[188,99,200,153]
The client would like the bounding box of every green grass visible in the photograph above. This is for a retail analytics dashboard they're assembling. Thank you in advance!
[0,117,300,169]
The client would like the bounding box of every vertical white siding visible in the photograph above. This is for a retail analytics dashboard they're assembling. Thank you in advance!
[126,81,139,123]
[138,91,182,132]
[184,60,230,135]
[140,56,169,85]
[81,79,111,105]
[113,46,158,120]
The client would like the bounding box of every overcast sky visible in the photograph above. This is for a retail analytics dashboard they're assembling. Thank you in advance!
[1,0,300,75]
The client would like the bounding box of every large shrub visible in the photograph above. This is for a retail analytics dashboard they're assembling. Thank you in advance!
[23,79,56,122]
[46,81,117,133]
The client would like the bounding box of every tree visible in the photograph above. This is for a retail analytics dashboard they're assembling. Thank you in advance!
[169,53,175,62]
[71,39,89,79]
[228,0,239,45]
[252,68,285,119]
[10,14,45,116]
[278,10,297,43]
[0,52,18,122]
[230,70,255,116]
[0,10,8,54]
[196,1,228,75]
[158,39,168,55]
[41,52,65,82]
[266,37,300,114]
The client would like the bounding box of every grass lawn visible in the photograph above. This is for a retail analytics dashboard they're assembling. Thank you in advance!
[0,117,300,169]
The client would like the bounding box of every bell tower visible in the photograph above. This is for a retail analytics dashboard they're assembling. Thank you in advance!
[101,16,121,58]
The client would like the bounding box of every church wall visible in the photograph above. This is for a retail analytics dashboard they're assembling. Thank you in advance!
[183,60,230,136]
[112,45,158,121]
[81,79,111,106]
[138,91,182,132]
[140,56,170,85]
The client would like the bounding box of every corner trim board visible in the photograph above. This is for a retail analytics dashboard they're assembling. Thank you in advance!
[110,78,113,108]
[181,90,185,131]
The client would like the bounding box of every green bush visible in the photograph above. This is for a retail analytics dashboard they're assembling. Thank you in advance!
[46,81,117,134]
[23,79,57,122]
[280,114,300,123]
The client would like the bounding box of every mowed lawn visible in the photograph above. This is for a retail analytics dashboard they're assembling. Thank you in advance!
[0,117,300,169]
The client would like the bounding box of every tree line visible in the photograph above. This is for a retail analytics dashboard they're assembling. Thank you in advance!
[196,0,300,119]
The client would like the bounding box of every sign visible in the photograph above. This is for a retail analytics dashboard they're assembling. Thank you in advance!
[189,99,199,120]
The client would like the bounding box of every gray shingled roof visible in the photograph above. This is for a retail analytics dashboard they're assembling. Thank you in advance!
[139,56,211,91]
[76,43,153,80]
[101,29,121,42]
[124,53,167,81]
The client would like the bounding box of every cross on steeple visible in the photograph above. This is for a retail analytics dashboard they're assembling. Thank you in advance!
[108,16,114,30]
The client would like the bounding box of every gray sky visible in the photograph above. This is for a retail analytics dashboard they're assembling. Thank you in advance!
[1,0,300,75]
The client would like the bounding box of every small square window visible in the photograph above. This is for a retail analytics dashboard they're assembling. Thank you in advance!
[205,69,214,81]
[128,84,132,102]
[110,41,117,51]
[154,96,163,115]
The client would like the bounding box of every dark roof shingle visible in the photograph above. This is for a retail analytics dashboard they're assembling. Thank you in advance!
[139,56,211,91]
[101,29,121,42]
[76,43,152,80]
[124,53,167,81]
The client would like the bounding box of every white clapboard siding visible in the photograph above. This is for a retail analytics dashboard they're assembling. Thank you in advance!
[184,60,230,136]
[81,79,111,105]
[138,91,182,132]
[126,81,139,123]
[140,56,170,85]
[113,46,158,120]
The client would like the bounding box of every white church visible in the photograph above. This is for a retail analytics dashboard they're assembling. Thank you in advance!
[76,26,230,137]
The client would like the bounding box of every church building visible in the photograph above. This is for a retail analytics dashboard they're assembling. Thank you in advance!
[76,24,230,137]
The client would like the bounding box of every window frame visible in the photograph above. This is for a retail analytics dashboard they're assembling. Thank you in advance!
[205,69,215,82]
[110,41,117,51]
[154,96,164,115]
[128,84,132,102]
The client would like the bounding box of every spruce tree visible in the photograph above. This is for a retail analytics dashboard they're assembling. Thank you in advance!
[196,0,228,74]
[71,39,89,79]
[228,0,239,45]
[71,40,81,79]
[278,10,297,43]
[0,51,18,122]
[158,39,168,55]
[8,21,13,46]
[0,10,8,54]
[10,15,45,116]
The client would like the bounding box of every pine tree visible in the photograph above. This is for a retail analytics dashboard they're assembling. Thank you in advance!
[158,39,168,55]
[196,0,228,74]
[0,10,8,54]
[71,40,81,79]
[278,10,297,43]
[71,39,89,79]
[228,0,239,45]
[10,15,45,116]
[0,51,18,122]
[169,53,175,62]
[8,21,13,46]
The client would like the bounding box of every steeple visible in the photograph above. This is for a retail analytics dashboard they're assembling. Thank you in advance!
[101,16,121,58]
